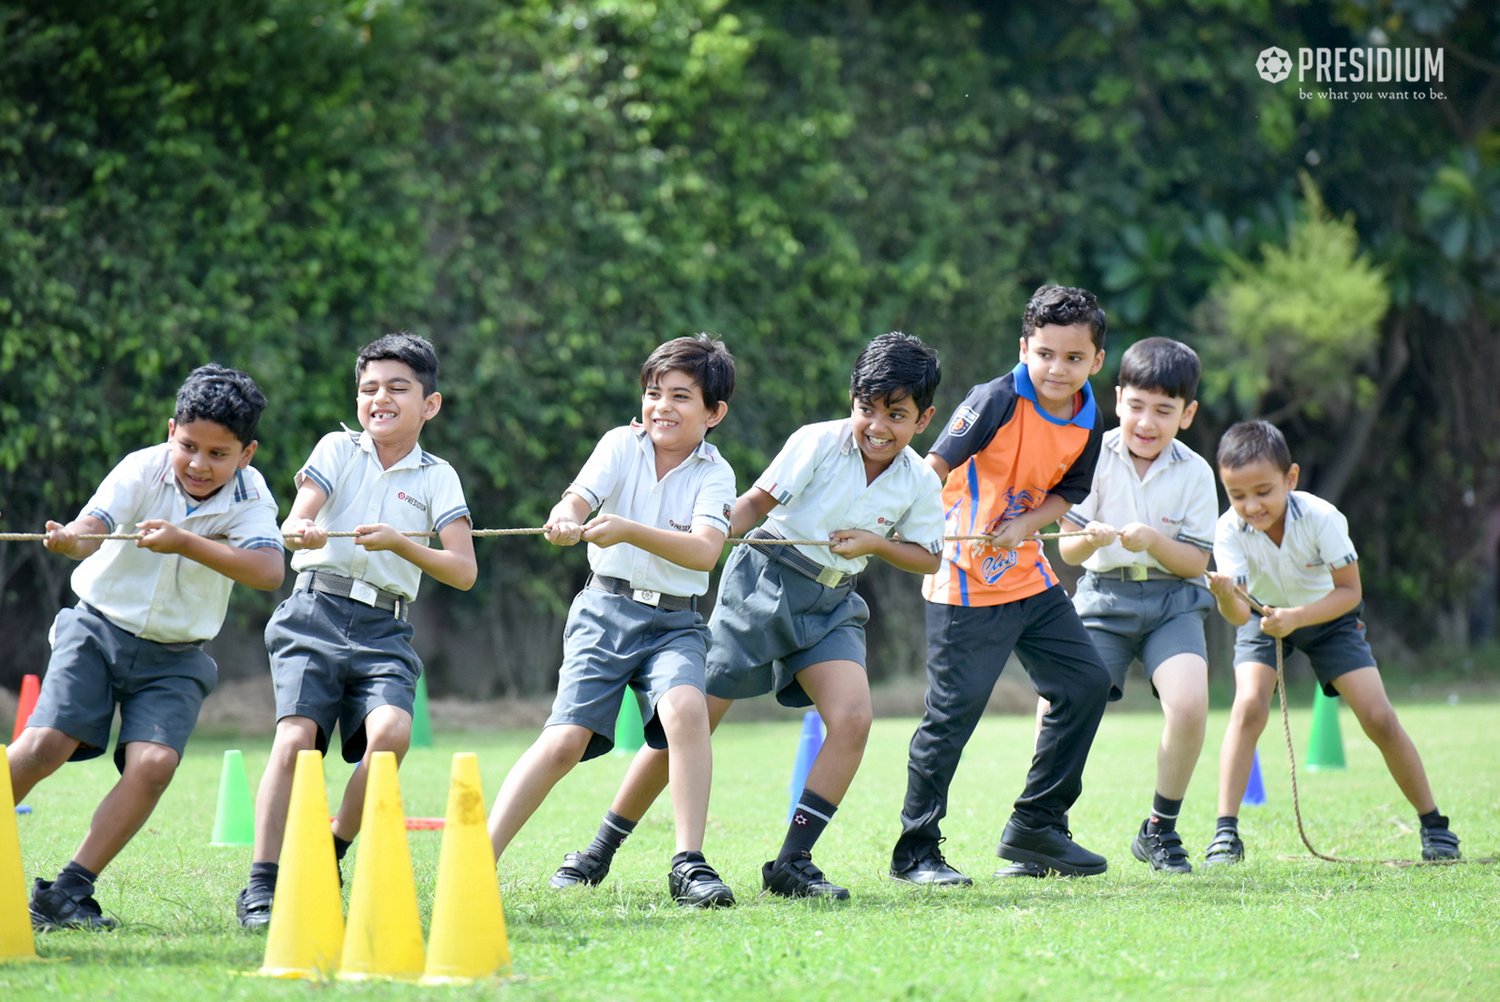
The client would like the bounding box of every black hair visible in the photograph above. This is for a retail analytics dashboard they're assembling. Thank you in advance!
[356,331,440,398]
[1117,337,1200,401]
[1021,284,1108,351]
[1217,419,1293,473]
[850,332,941,412]
[640,334,736,415]
[174,363,267,446]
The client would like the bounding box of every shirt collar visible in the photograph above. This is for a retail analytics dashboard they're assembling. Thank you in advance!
[345,423,427,470]
[838,419,910,471]
[1012,363,1097,428]
[629,420,721,464]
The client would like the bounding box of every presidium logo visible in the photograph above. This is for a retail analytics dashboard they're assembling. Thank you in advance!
[1255,43,1446,101]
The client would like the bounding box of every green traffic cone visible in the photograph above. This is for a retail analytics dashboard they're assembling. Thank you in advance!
[411,674,434,749]
[613,690,645,755]
[210,749,255,846]
[1306,688,1346,770]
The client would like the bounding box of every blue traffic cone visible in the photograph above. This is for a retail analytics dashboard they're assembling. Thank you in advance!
[1242,749,1267,807]
[787,711,825,821]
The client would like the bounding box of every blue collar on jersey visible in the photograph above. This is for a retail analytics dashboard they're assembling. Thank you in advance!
[1012,363,1097,428]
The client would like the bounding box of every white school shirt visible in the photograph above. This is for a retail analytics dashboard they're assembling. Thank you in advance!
[1062,429,1217,575]
[292,428,471,601]
[566,424,736,598]
[1213,490,1360,608]
[69,443,283,643]
[757,419,946,574]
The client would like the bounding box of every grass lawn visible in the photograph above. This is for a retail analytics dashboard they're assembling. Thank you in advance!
[2,697,1497,1000]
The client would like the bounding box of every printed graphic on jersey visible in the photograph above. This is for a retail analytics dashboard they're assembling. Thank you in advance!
[947,405,981,436]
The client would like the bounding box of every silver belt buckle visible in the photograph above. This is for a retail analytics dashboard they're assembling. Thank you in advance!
[350,579,380,606]
[632,588,661,607]
[1126,565,1148,582]
[815,566,846,588]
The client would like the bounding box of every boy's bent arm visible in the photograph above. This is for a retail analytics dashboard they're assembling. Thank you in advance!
[352,520,478,591]
[43,514,110,560]
[1206,572,1252,625]
[990,494,1074,550]
[1266,562,1362,634]
[1119,523,1211,578]
[860,534,940,575]
[136,521,285,590]
[282,482,330,550]
[582,515,726,572]
[1058,521,1118,565]
[728,487,779,538]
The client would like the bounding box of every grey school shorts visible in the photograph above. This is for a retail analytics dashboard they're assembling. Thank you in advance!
[27,602,217,772]
[704,543,869,708]
[1234,606,1375,696]
[264,589,421,763]
[1072,574,1213,701]
[547,586,710,761]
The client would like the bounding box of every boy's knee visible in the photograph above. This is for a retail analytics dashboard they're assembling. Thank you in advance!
[535,726,591,768]
[125,743,180,793]
[656,686,708,728]
[822,703,873,744]
[1356,704,1401,743]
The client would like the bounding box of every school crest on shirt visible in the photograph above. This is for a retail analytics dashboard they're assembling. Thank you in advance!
[947,405,980,437]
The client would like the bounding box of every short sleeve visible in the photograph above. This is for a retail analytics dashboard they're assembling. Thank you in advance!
[1314,504,1359,570]
[222,469,284,551]
[754,424,828,505]
[80,449,152,535]
[1213,511,1250,588]
[1049,420,1103,505]
[893,472,946,553]
[929,379,1019,471]
[296,431,355,499]
[691,459,737,534]
[427,464,472,532]
[1178,459,1220,551]
[568,426,631,511]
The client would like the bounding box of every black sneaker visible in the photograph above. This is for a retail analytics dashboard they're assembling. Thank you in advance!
[993,860,1049,878]
[761,853,850,900]
[890,849,973,886]
[30,878,117,932]
[1131,820,1192,873]
[668,857,736,908]
[550,849,612,889]
[236,885,274,929]
[997,818,1107,877]
[1420,824,1461,862]
[1203,827,1244,866]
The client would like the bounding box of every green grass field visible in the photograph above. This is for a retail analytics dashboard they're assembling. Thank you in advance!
[3,699,1497,1000]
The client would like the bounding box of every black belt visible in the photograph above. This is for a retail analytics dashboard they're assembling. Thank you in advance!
[1088,566,1184,583]
[747,528,855,589]
[587,574,695,612]
[297,570,408,620]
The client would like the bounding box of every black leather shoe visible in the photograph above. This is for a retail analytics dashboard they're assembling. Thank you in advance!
[30,878,118,932]
[550,849,612,888]
[997,818,1107,876]
[235,885,273,929]
[1131,820,1192,874]
[889,849,973,886]
[668,857,736,907]
[762,853,849,900]
[993,860,1049,878]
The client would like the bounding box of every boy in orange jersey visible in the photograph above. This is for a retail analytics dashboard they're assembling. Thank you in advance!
[890,285,1113,884]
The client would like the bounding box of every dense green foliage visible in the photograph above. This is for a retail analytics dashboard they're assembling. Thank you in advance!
[2,1,1496,694]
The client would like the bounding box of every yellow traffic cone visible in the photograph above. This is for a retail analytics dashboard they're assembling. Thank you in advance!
[421,753,510,984]
[256,749,344,979]
[338,751,424,981]
[0,746,38,964]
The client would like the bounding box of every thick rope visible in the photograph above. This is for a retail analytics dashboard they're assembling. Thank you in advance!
[0,528,1090,545]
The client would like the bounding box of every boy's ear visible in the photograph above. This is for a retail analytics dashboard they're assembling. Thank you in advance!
[1089,348,1105,375]
[1286,462,1300,490]
[166,418,177,440]
[422,391,443,421]
[914,405,936,434]
[705,400,729,429]
[237,440,258,468]
[1179,399,1199,429]
[1017,336,1028,362]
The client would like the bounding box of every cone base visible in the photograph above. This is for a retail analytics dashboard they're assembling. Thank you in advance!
[254,966,332,980]
[337,971,422,983]
[1305,763,1346,771]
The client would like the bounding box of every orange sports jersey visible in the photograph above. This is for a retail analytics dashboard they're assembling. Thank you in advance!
[922,363,1102,607]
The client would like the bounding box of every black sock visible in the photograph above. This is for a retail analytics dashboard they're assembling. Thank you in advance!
[1419,809,1449,829]
[1216,815,1239,833]
[777,789,838,866]
[1147,794,1183,834]
[248,861,279,894]
[54,860,98,894]
[333,834,353,862]
[586,811,638,863]
[671,850,705,869]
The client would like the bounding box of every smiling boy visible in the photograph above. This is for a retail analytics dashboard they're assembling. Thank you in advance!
[546,332,946,901]
[11,364,284,930]
[236,332,476,927]
[890,284,1115,884]
[1204,419,1459,865]
[486,334,741,908]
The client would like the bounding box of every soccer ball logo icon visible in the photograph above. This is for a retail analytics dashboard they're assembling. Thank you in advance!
[1256,46,1293,83]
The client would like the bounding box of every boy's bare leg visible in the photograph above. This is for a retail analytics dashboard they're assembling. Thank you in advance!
[251,716,320,863]
[654,684,712,853]
[488,723,592,858]
[72,740,180,875]
[794,660,872,803]
[1215,662,1275,816]
[1331,667,1437,813]
[606,694,734,822]
[1151,655,1209,800]
[6,725,81,803]
[331,704,413,841]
